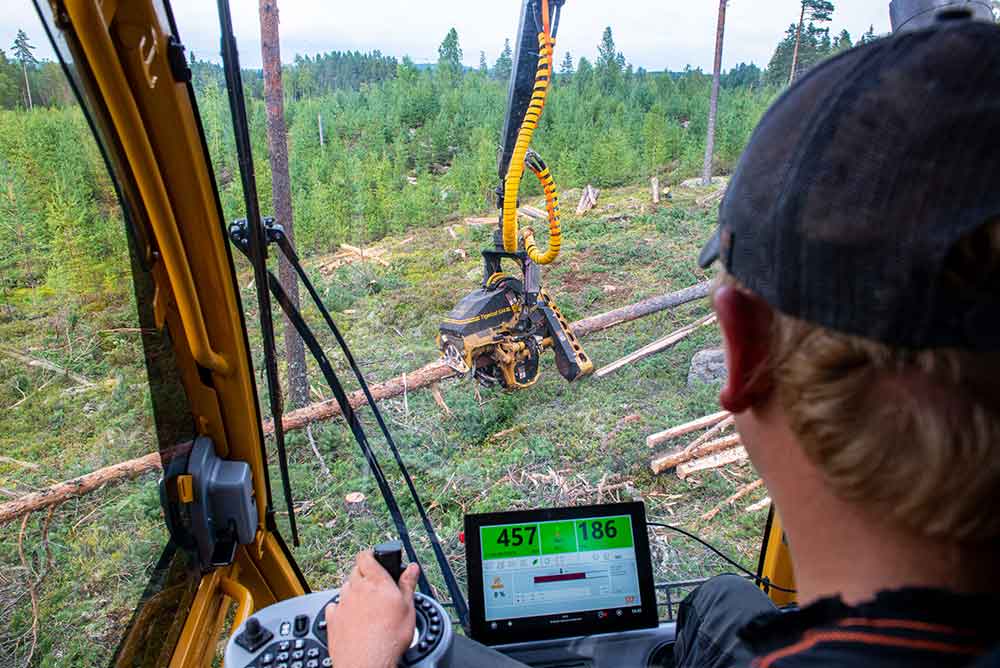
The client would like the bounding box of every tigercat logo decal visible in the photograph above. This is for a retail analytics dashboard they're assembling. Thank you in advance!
[443,306,512,325]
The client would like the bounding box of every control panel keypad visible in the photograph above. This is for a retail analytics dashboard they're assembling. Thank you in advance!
[242,637,326,668]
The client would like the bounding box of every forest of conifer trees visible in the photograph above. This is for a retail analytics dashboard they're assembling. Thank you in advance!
[0,18,870,308]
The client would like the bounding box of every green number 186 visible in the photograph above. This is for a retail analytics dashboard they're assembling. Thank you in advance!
[577,519,618,541]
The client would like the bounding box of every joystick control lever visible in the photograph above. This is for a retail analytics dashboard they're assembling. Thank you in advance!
[225,540,452,668]
[374,540,404,582]
[234,616,272,653]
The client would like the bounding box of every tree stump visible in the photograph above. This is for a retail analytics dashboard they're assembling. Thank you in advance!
[344,492,368,516]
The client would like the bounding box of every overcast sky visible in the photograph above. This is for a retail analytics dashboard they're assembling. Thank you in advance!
[4,1,891,72]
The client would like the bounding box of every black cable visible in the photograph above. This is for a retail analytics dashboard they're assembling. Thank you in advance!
[272,232,471,633]
[216,0,298,544]
[265,272,433,597]
[647,522,797,594]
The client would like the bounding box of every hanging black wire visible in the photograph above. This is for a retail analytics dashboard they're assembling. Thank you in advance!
[216,0,298,544]
[270,230,471,632]
[647,522,797,594]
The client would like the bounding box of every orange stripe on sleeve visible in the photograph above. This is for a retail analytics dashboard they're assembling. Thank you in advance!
[754,630,984,668]
[837,617,978,636]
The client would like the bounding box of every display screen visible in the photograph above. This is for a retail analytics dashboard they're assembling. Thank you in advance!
[465,503,658,644]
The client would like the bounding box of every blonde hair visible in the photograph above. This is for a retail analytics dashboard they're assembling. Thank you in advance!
[722,222,1000,542]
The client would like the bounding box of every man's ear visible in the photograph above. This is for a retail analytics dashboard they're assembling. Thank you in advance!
[714,284,775,414]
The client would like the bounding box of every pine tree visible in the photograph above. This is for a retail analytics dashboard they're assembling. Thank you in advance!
[703,0,727,185]
[259,0,308,407]
[559,52,574,81]
[479,51,488,74]
[12,30,37,110]
[596,27,623,94]
[438,28,463,80]
[833,29,853,52]
[858,25,877,44]
[494,39,513,81]
[597,28,616,67]
[575,56,594,91]
[0,50,20,109]
[789,0,834,84]
[765,25,797,87]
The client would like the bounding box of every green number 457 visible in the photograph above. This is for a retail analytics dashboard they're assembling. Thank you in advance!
[496,525,537,547]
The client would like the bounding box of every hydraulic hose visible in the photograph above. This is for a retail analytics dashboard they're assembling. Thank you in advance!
[501,0,563,265]
[522,153,561,265]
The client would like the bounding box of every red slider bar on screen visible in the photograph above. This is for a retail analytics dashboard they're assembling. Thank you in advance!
[534,572,586,584]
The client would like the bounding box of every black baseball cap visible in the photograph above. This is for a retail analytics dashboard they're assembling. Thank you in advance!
[698,16,1000,351]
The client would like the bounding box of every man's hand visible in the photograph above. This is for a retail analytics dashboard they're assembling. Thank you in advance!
[326,551,421,668]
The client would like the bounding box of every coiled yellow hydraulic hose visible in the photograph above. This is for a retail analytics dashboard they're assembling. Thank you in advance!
[501,0,563,265]
[522,157,561,264]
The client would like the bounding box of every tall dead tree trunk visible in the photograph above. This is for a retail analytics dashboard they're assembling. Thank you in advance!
[789,3,806,85]
[260,0,308,407]
[701,0,727,186]
[20,61,32,110]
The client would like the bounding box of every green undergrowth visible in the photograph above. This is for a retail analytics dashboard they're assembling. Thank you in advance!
[0,182,771,667]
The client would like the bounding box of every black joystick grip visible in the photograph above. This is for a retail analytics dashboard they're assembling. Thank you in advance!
[374,540,404,582]
[235,616,272,653]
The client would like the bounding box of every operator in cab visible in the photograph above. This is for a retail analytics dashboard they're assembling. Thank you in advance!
[323,14,1000,668]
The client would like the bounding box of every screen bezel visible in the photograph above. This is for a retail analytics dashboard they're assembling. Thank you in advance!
[464,502,658,645]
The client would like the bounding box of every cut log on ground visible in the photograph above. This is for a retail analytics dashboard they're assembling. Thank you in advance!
[696,188,726,208]
[463,216,497,227]
[676,446,747,479]
[575,185,600,215]
[0,455,40,470]
[339,243,390,267]
[316,246,391,274]
[519,205,547,220]
[0,283,713,522]
[746,497,771,513]
[572,281,711,337]
[700,479,764,522]
[651,433,741,475]
[595,313,716,378]
[273,281,711,435]
[0,443,191,525]
[646,409,729,448]
[0,346,93,387]
[682,415,734,454]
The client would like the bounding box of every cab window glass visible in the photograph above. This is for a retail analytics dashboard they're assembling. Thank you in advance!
[171,0,774,613]
[0,5,194,666]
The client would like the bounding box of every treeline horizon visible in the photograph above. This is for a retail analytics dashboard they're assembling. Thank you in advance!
[1,20,867,307]
[0,14,875,111]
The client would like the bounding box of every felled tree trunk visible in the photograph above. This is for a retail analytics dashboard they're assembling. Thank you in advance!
[0,282,712,523]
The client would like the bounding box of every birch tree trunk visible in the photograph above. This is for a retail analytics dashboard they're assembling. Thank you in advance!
[702,0,727,186]
[260,0,309,407]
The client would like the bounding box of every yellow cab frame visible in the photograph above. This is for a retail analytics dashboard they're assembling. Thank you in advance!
[31,0,795,665]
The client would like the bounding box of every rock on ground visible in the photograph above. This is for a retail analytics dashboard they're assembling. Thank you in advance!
[688,348,727,387]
